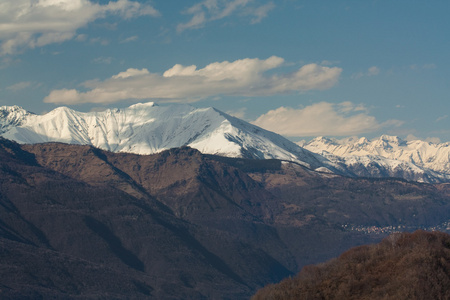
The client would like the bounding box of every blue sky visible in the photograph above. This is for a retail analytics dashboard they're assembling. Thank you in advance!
[1,0,449,142]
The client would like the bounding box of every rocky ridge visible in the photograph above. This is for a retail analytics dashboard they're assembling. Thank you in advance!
[302,135,450,183]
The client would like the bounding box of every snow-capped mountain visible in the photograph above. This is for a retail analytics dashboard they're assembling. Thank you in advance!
[301,136,450,183]
[0,105,32,132]
[3,103,450,183]
[0,102,334,172]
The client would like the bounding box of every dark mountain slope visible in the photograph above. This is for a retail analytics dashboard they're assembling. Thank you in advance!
[252,230,450,300]
[24,143,297,288]
[1,139,450,298]
[249,161,450,227]
[25,141,450,270]
[244,161,450,267]
[24,144,275,221]
[0,238,155,299]
[2,140,298,298]
[2,140,283,299]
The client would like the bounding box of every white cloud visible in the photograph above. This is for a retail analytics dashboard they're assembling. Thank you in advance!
[177,0,274,32]
[252,102,403,137]
[112,68,150,79]
[0,0,159,55]
[43,56,342,104]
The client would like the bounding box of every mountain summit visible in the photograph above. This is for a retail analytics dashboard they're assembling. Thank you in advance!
[3,103,450,183]
[302,136,450,183]
[304,135,450,173]
[0,102,332,172]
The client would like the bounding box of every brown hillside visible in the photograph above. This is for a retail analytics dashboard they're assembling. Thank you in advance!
[1,138,449,298]
[252,230,450,300]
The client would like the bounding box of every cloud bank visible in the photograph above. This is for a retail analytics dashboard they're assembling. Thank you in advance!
[0,0,159,55]
[252,102,403,137]
[44,56,342,104]
[177,0,275,32]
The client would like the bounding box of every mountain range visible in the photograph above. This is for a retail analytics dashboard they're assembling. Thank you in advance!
[2,103,450,298]
[1,102,450,184]
[0,103,330,171]
[301,136,450,183]
[2,137,450,298]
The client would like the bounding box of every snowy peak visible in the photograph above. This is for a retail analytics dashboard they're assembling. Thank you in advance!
[302,135,450,182]
[379,134,405,145]
[5,103,450,183]
[0,105,34,133]
[0,102,333,172]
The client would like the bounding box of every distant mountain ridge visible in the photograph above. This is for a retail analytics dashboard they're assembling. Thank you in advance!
[0,102,333,172]
[301,136,450,183]
[2,103,450,183]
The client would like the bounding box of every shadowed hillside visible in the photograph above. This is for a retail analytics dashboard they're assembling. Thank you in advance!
[252,230,450,300]
[1,138,450,298]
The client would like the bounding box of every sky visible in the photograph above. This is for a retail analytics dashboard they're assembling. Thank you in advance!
[1,0,450,143]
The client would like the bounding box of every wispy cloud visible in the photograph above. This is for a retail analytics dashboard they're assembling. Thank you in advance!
[248,2,275,24]
[405,134,441,144]
[92,56,113,64]
[177,0,275,33]
[0,0,160,55]
[120,35,138,43]
[367,66,380,76]
[75,34,88,42]
[89,37,110,46]
[6,81,42,91]
[410,63,437,71]
[43,56,342,104]
[6,81,33,91]
[252,102,403,137]
[436,115,448,123]
[226,107,247,119]
[352,66,380,79]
